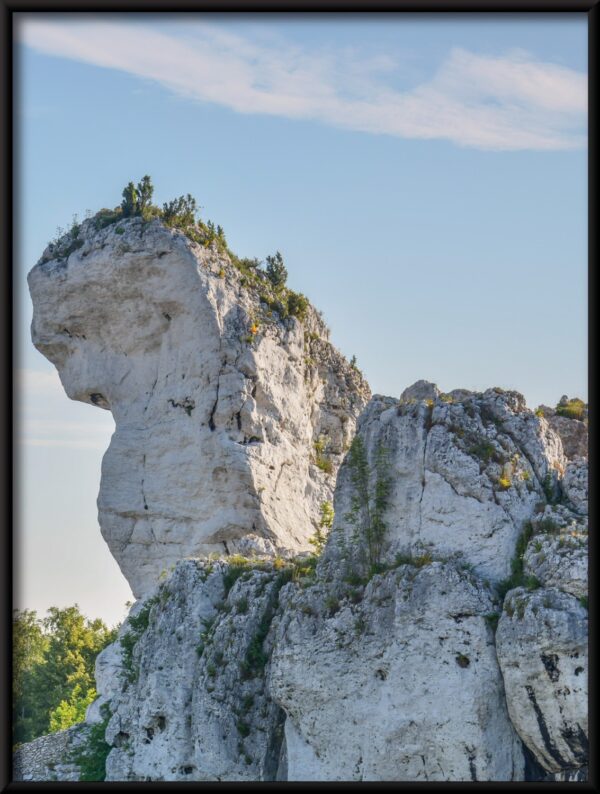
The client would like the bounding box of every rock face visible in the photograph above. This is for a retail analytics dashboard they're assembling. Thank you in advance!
[323,386,565,585]
[495,458,588,778]
[496,588,588,773]
[269,562,525,781]
[101,559,288,782]
[537,402,588,461]
[28,217,369,597]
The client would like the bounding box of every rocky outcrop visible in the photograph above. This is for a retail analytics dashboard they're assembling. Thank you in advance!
[536,400,588,461]
[28,217,369,597]
[101,559,288,782]
[496,588,588,774]
[323,386,565,585]
[495,460,588,778]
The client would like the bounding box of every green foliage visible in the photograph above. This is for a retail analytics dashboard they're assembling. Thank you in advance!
[237,719,251,738]
[286,290,309,320]
[320,500,334,530]
[223,556,254,596]
[579,595,588,610]
[12,606,117,747]
[325,595,340,616]
[542,474,555,502]
[497,522,538,601]
[265,251,288,288]
[69,703,112,781]
[555,397,586,421]
[120,175,156,220]
[484,612,500,632]
[136,175,154,217]
[121,181,138,217]
[162,193,198,228]
[120,597,158,683]
[344,437,392,576]
[240,570,291,679]
[467,439,500,465]
[49,684,97,733]
[313,435,333,474]
[94,207,122,229]
[308,500,335,555]
[393,551,433,569]
[455,653,470,668]
[354,615,367,635]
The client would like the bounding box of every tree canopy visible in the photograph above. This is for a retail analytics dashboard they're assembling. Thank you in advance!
[13,605,118,747]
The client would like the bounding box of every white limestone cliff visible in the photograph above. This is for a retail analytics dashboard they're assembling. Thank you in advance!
[28,217,369,597]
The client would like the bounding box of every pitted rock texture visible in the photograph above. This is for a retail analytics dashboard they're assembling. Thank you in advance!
[324,385,566,584]
[102,559,287,782]
[268,562,525,781]
[496,588,588,774]
[28,217,369,597]
[561,459,588,515]
[523,529,587,599]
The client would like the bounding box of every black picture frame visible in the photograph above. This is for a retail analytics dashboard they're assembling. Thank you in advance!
[1,2,595,790]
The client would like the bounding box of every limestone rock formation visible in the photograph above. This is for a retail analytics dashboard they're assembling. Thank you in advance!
[23,209,588,782]
[323,386,565,585]
[28,217,369,597]
[101,559,288,782]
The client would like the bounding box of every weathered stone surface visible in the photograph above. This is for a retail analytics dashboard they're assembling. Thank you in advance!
[102,559,287,781]
[496,588,588,774]
[324,385,566,584]
[562,458,588,515]
[28,218,369,597]
[523,530,587,600]
[268,562,524,781]
[13,724,89,781]
[537,403,588,461]
[399,379,439,402]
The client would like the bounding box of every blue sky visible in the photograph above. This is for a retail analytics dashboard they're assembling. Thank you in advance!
[15,14,587,625]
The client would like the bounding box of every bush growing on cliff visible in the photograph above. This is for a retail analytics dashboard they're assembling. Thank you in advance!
[555,397,586,421]
[69,702,112,781]
[265,251,288,288]
[120,175,157,219]
[162,193,198,228]
[286,290,309,321]
[345,436,392,576]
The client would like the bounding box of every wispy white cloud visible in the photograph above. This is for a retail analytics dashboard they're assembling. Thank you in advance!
[19,18,586,151]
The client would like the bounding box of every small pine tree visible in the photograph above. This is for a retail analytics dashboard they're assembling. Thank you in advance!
[121,182,138,217]
[265,251,288,289]
[136,175,154,217]
[162,194,197,228]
